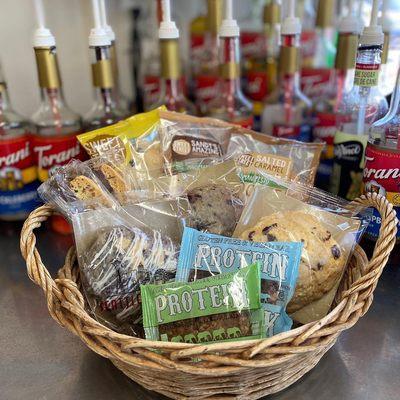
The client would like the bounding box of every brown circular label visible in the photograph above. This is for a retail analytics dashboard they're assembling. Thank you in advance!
[172,139,191,156]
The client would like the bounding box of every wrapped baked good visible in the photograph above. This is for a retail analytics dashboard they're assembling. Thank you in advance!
[159,117,231,174]
[227,132,323,186]
[141,263,264,343]
[38,160,181,335]
[176,227,303,336]
[233,177,369,324]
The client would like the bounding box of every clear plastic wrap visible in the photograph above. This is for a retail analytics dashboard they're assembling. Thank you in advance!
[159,117,232,174]
[233,178,369,324]
[37,160,182,336]
[227,132,323,186]
[159,110,324,186]
[140,160,246,237]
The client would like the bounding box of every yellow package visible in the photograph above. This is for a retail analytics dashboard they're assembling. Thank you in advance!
[77,107,165,163]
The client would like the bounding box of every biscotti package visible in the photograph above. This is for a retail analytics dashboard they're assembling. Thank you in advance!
[233,183,368,325]
[176,227,303,336]
[141,262,264,343]
[78,107,164,163]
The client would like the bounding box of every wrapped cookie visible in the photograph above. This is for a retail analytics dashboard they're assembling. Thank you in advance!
[38,160,181,336]
[234,182,369,324]
[141,262,264,343]
[142,160,246,236]
[176,227,303,336]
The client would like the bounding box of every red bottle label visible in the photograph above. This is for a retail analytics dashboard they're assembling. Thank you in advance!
[0,134,39,216]
[190,33,206,62]
[300,31,317,64]
[300,68,335,98]
[313,112,336,145]
[273,125,300,138]
[363,144,400,240]
[245,70,268,101]
[32,134,85,182]
[233,116,254,129]
[143,75,161,108]
[363,145,400,198]
[195,75,219,104]
[272,124,312,142]
[240,32,267,60]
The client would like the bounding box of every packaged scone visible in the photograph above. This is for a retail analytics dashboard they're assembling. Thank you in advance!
[233,180,369,324]
[38,160,182,336]
[176,227,303,337]
[141,262,265,343]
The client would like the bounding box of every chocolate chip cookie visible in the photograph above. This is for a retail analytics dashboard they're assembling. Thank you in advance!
[187,184,244,237]
[240,211,344,312]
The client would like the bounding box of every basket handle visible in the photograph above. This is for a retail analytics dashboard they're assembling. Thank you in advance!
[20,205,83,326]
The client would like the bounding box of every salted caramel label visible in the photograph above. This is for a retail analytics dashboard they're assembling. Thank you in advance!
[236,152,293,182]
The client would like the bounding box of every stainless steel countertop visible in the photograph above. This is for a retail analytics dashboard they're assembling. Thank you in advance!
[1,222,399,400]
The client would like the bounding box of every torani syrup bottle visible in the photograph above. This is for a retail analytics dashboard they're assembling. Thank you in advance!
[261,0,312,141]
[330,0,388,200]
[0,65,39,221]
[205,0,253,128]
[31,1,84,233]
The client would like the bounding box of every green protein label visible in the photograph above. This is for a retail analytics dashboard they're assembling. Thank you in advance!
[141,263,264,343]
[354,63,380,87]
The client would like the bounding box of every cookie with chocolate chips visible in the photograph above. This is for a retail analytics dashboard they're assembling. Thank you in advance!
[240,211,344,312]
[187,184,244,236]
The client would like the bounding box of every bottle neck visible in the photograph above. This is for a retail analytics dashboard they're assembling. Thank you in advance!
[278,34,301,93]
[333,32,358,110]
[264,1,281,59]
[160,39,182,81]
[353,45,382,93]
[162,77,186,100]
[218,36,242,92]
[0,81,11,112]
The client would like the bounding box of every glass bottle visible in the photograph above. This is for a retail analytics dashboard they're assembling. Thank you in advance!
[99,0,132,115]
[84,45,125,131]
[363,67,400,242]
[0,66,39,221]
[261,29,312,141]
[148,38,196,114]
[313,7,360,190]
[194,0,222,115]
[330,30,388,200]
[300,0,336,100]
[247,0,281,131]
[298,0,317,68]
[313,0,336,68]
[31,45,84,234]
[205,10,253,128]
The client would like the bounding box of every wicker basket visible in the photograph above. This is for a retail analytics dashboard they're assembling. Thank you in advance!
[20,193,397,400]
